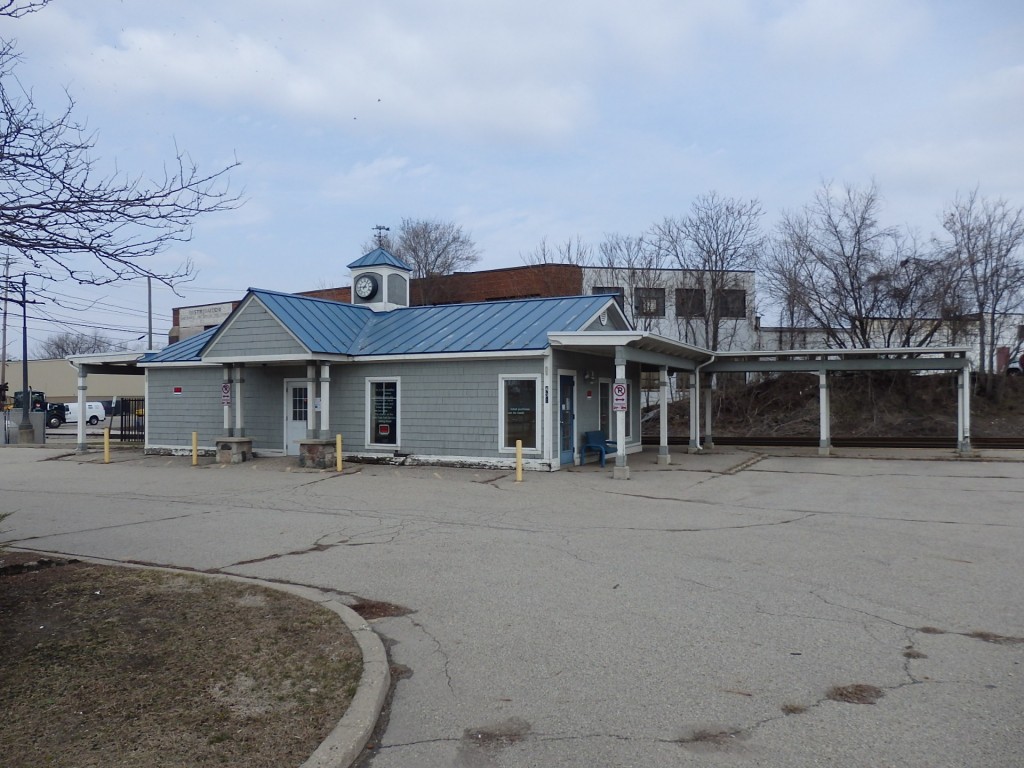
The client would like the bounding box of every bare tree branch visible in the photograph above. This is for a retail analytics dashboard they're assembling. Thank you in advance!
[0,42,242,288]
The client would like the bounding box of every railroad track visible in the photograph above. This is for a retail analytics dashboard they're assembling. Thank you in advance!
[642,436,1024,450]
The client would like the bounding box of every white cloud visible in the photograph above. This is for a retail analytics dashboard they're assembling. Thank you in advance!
[764,0,929,67]
[321,155,431,202]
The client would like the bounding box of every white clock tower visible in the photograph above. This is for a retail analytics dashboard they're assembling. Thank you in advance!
[347,248,413,311]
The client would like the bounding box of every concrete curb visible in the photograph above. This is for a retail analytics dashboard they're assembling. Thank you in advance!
[10,550,390,768]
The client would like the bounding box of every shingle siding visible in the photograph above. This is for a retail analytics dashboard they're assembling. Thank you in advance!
[147,357,548,458]
[207,302,307,358]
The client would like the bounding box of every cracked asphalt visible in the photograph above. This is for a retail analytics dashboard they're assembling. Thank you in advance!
[2,446,1023,767]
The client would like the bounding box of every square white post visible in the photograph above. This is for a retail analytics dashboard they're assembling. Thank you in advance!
[76,366,88,453]
[306,364,317,439]
[703,381,714,450]
[613,353,629,480]
[222,366,232,436]
[233,364,245,437]
[958,367,972,454]
[319,363,331,440]
[818,369,831,456]
[657,366,670,465]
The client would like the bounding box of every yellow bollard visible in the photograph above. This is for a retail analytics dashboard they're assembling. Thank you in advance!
[515,439,523,483]
[103,428,110,464]
[192,431,198,466]
[336,434,343,472]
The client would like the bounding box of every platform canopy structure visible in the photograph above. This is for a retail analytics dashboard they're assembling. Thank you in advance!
[66,352,146,453]
[702,347,974,455]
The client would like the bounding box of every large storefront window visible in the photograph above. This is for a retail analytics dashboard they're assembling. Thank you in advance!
[500,376,539,451]
[368,378,399,446]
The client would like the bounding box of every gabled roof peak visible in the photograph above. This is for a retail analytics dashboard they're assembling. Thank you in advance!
[347,248,413,271]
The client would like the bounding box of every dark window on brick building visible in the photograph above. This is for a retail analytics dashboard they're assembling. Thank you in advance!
[716,289,746,318]
[675,288,705,317]
[635,287,666,318]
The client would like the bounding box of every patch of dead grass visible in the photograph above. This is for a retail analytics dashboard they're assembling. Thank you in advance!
[0,555,361,768]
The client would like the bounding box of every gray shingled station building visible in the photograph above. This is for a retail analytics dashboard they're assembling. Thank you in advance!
[67,249,975,476]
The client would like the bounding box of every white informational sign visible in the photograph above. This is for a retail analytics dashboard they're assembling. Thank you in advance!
[180,302,234,328]
[612,381,628,411]
[221,382,232,406]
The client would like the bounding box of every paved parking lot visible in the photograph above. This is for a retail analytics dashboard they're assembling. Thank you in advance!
[2,446,1022,767]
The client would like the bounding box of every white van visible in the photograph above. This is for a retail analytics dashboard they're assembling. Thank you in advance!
[64,402,107,425]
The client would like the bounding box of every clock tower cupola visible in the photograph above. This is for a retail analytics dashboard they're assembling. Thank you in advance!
[347,248,413,311]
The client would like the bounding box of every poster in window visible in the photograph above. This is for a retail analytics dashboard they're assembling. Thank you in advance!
[504,379,537,448]
[372,381,397,444]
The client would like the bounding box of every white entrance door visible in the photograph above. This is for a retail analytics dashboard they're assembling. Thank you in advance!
[284,381,309,456]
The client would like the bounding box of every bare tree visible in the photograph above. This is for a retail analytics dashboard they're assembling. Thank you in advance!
[764,181,949,350]
[0,40,241,289]
[941,188,1024,376]
[651,192,763,351]
[36,331,115,359]
[363,218,479,304]
[0,0,52,18]
[597,233,668,332]
[521,235,592,267]
[383,218,480,279]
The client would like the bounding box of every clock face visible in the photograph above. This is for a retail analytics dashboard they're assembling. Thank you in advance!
[355,275,378,299]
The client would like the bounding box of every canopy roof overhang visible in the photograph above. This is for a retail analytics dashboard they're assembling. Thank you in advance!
[707,346,971,374]
[67,351,147,376]
[547,332,714,371]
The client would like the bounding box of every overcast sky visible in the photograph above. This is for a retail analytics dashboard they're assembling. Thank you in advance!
[3,0,1024,356]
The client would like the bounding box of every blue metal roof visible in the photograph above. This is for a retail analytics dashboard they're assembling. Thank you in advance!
[141,326,218,363]
[145,291,618,364]
[250,289,373,354]
[346,248,412,271]
[353,295,612,355]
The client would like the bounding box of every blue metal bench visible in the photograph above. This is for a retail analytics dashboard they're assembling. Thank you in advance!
[581,430,617,467]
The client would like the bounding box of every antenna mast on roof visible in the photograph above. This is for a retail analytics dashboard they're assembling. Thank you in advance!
[373,225,390,248]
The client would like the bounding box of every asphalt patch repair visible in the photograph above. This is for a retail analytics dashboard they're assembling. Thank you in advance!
[0,551,362,768]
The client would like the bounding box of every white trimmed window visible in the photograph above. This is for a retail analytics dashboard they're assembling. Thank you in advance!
[366,378,400,447]
[499,375,541,452]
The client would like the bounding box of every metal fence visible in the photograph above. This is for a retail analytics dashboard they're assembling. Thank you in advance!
[117,397,145,442]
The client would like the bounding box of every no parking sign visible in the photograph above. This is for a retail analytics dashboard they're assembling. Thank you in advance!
[612,382,627,411]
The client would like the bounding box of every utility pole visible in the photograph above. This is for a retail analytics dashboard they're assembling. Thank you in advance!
[1,254,10,392]
[0,274,42,443]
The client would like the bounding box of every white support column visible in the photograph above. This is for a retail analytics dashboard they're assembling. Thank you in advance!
[319,363,331,440]
[76,366,88,453]
[233,364,245,437]
[657,366,670,466]
[222,366,232,436]
[703,381,714,450]
[958,367,972,454]
[688,372,700,453]
[306,363,317,439]
[613,352,629,480]
[818,369,831,456]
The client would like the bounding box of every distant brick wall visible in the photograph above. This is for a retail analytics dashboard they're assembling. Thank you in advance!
[411,264,583,304]
[301,264,583,306]
[298,287,351,302]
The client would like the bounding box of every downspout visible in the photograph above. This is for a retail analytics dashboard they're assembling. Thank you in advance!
[690,355,715,452]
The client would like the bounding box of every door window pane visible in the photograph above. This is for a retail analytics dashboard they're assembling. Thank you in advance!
[291,387,308,421]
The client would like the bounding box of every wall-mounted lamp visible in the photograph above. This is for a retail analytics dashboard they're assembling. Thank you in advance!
[584,369,596,384]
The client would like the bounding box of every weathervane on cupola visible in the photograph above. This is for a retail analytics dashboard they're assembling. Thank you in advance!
[348,226,413,311]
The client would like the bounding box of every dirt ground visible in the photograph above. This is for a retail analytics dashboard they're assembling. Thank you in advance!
[0,552,362,768]
[649,371,1024,438]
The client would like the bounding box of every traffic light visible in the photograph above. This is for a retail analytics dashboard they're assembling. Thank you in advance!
[0,382,7,404]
